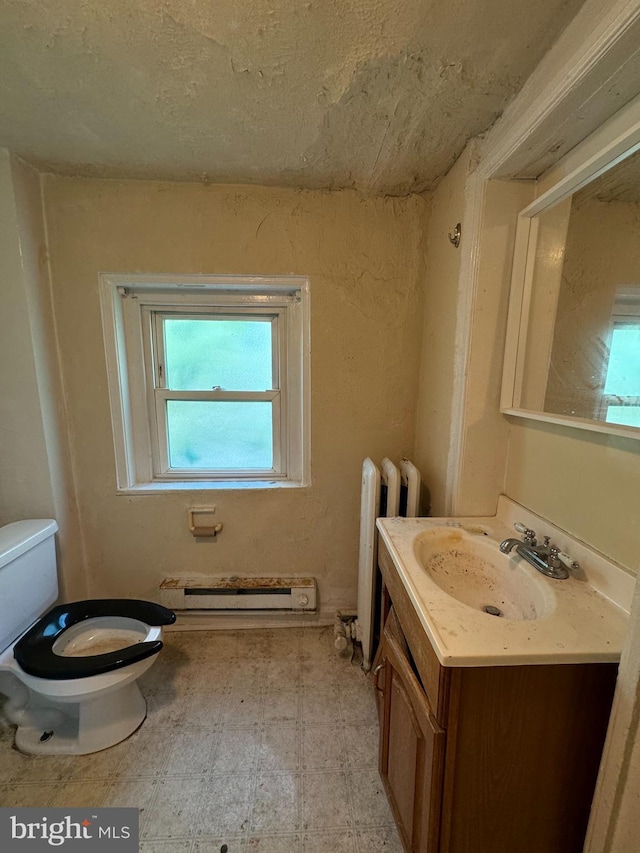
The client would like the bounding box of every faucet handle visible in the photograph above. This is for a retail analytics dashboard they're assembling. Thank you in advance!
[545,547,571,579]
[557,550,580,571]
[514,522,537,545]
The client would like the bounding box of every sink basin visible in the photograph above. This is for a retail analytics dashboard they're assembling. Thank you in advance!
[377,501,630,666]
[413,527,555,621]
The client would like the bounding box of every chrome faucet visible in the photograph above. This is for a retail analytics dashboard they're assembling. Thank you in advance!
[500,523,578,580]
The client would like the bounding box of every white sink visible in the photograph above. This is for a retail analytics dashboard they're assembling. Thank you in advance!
[413,527,555,621]
[376,497,631,666]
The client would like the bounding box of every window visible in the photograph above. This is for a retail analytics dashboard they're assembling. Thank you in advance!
[99,275,310,490]
[599,287,640,428]
[601,322,640,426]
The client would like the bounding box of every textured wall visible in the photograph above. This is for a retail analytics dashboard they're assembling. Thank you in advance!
[454,177,535,516]
[505,421,640,574]
[0,153,52,523]
[0,152,86,598]
[413,147,468,516]
[43,176,428,607]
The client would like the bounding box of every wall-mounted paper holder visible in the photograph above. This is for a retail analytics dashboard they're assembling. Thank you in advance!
[188,508,223,538]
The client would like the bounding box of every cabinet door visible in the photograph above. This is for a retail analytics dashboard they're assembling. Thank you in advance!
[370,583,392,720]
[380,610,445,853]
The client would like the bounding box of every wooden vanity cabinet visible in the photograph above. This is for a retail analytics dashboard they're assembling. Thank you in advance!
[379,607,445,852]
[376,539,619,853]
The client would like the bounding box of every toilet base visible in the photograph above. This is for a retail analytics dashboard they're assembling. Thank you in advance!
[13,681,147,755]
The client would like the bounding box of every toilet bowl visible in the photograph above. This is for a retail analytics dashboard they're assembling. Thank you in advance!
[0,520,176,755]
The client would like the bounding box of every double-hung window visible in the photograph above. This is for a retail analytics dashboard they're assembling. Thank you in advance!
[99,275,310,490]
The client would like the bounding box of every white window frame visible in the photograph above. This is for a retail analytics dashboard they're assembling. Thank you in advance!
[99,274,310,492]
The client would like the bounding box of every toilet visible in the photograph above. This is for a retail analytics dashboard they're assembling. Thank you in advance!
[0,519,176,755]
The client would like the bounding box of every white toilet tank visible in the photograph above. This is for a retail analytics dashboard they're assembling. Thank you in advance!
[0,519,59,655]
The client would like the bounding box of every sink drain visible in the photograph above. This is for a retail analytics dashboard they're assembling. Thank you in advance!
[483,605,504,617]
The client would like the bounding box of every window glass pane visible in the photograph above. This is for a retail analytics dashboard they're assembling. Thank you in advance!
[166,401,273,469]
[164,318,273,391]
[605,406,640,428]
[603,325,640,396]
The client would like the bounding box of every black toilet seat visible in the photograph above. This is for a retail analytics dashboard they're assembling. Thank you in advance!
[14,599,176,680]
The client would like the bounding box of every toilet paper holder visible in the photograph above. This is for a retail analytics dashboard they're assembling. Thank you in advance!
[188,508,223,538]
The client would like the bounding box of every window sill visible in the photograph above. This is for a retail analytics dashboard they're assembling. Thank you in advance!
[116,479,309,495]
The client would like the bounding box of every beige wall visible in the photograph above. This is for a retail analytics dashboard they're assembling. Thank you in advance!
[454,177,535,516]
[0,152,51,521]
[0,152,85,597]
[505,421,640,572]
[413,150,536,518]
[413,152,535,519]
[413,149,468,516]
[42,176,428,609]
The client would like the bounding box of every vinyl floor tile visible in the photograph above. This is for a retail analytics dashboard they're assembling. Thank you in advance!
[262,689,301,725]
[250,772,301,833]
[0,627,395,849]
[193,838,246,852]
[209,728,261,774]
[140,839,195,852]
[196,773,254,837]
[247,834,302,852]
[301,724,346,771]
[164,727,220,777]
[0,783,54,807]
[302,830,358,852]
[142,777,203,839]
[356,826,405,851]
[257,725,300,772]
[47,780,111,808]
[301,772,352,831]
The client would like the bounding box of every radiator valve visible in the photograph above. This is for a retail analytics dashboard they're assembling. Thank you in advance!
[334,612,356,657]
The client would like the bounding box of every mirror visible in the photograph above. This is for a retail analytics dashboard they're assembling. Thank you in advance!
[502,140,640,439]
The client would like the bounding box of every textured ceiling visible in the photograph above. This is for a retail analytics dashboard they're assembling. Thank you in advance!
[576,147,640,205]
[0,0,586,195]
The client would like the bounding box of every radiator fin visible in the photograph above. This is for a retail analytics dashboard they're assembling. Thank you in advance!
[356,457,421,670]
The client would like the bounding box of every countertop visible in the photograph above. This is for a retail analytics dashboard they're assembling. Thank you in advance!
[376,497,633,667]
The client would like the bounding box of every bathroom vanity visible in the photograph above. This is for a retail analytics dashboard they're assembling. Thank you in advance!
[373,500,631,853]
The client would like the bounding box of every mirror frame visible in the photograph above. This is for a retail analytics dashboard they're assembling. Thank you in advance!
[501,96,640,441]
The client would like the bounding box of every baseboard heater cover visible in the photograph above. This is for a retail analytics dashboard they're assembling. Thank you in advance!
[159,576,317,612]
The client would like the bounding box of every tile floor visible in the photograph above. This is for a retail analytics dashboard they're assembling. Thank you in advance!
[0,626,402,852]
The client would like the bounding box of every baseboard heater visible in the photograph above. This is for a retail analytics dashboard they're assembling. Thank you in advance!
[159,576,317,612]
